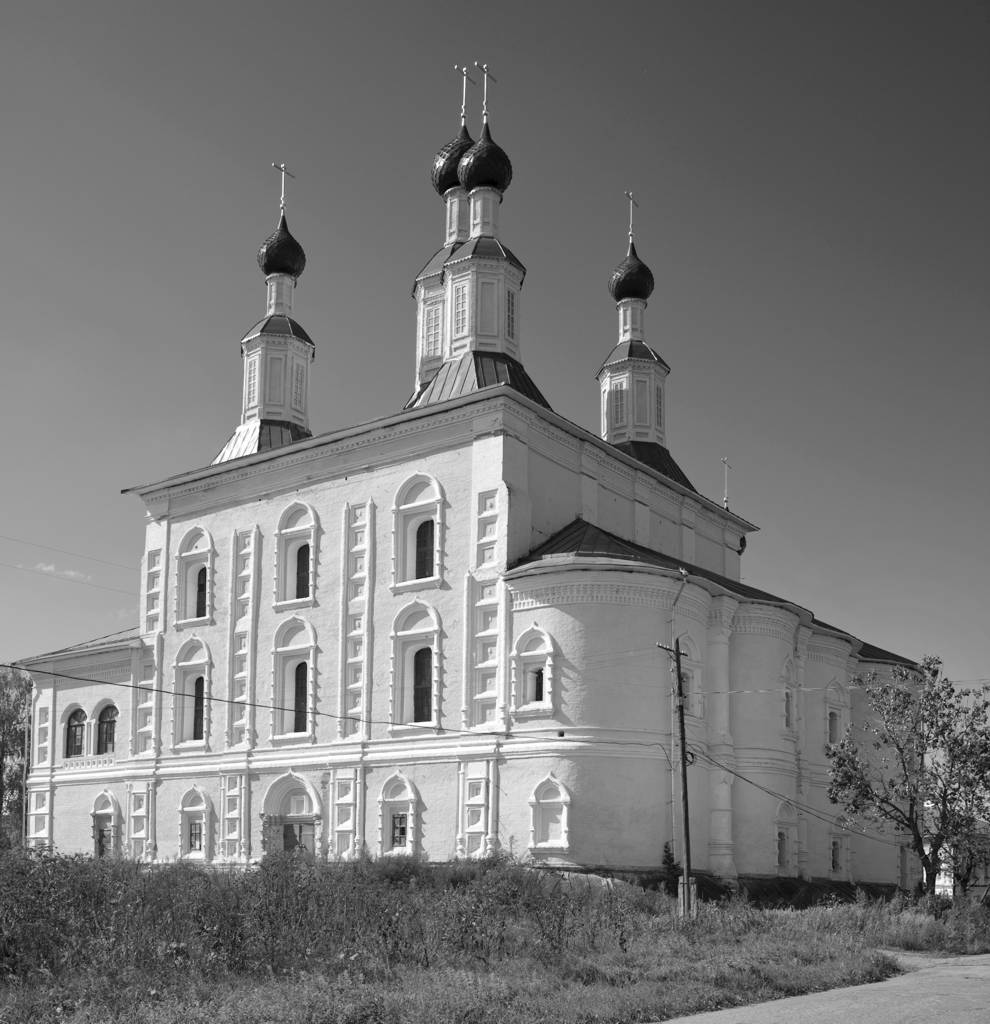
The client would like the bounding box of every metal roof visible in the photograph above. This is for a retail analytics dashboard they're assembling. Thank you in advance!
[610,441,696,492]
[21,626,140,664]
[405,352,551,411]
[213,419,312,465]
[446,236,526,276]
[240,314,314,347]
[597,339,670,375]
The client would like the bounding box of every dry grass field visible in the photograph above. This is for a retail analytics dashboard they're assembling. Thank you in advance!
[1,851,987,1024]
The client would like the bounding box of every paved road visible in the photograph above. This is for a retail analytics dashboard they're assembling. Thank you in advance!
[660,953,990,1024]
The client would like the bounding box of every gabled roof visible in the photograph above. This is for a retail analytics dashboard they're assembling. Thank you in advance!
[21,626,140,665]
[405,352,551,411]
[512,519,915,665]
[610,441,696,492]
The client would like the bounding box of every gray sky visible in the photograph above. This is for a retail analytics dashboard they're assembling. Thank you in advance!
[1,1,987,682]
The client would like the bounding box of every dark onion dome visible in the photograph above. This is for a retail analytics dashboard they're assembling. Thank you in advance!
[257,211,307,279]
[608,240,654,302]
[457,122,512,193]
[431,124,474,195]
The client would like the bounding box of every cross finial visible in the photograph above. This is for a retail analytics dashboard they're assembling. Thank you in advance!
[474,62,497,122]
[271,161,296,212]
[624,190,639,243]
[454,65,476,126]
[721,456,732,509]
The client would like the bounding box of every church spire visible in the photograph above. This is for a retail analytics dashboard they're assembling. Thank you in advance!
[597,197,670,449]
[213,169,315,464]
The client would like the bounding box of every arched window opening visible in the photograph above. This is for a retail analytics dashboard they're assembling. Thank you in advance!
[192,676,205,741]
[180,788,210,860]
[293,662,308,734]
[295,543,310,599]
[379,775,419,855]
[93,793,118,858]
[777,830,788,870]
[195,566,207,619]
[415,520,434,579]
[529,776,570,851]
[413,647,432,723]
[96,706,118,755]
[511,628,556,716]
[65,709,86,759]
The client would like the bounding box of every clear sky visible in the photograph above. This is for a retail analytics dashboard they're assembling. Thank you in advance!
[1,2,987,682]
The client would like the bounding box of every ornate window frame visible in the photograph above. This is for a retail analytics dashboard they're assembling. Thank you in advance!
[95,702,119,755]
[274,502,319,610]
[528,774,571,853]
[173,638,211,750]
[774,800,797,876]
[260,770,323,857]
[92,790,121,858]
[825,680,846,747]
[391,475,444,592]
[389,602,442,731]
[64,706,87,759]
[179,785,212,861]
[510,627,556,718]
[378,772,419,856]
[271,618,316,743]
[175,527,215,627]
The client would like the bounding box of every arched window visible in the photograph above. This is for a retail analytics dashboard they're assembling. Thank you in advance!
[415,520,434,579]
[378,774,419,855]
[180,787,211,860]
[174,639,210,747]
[275,503,318,607]
[293,662,308,734]
[529,775,570,851]
[825,681,846,748]
[390,603,441,728]
[65,709,86,759]
[780,658,796,733]
[511,628,556,716]
[413,648,432,723]
[176,527,213,624]
[774,801,797,876]
[272,618,315,739]
[92,792,120,858]
[827,710,840,744]
[261,772,321,857]
[96,706,118,755]
[392,475,443,588]
[295,543,310,599]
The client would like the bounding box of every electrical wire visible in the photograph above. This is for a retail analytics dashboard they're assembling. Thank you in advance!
[0,532,137,571]
[0,561,136,596]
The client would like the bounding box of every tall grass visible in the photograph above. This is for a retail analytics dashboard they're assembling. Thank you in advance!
[1,850,984,1024]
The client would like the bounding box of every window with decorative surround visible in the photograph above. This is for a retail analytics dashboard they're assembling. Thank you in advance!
[93,791,120,859]
[453,280,468,337]
[610,381,627,428]
[379,774,419,855]
[825,681,846,748]
[179,787,211,860]
[274,503,318,608]
[529,775,570,852]
[774,801,797,875]
[65,708,86,758]
[392,475,444,590]
[506,289,516,340]
[271,619,315,741]
[96,705,117,755]
[174,639,210,747]
[175,527,214,625]
[390,603,441,729]
[511,628,555,717]
[423,302,442,357]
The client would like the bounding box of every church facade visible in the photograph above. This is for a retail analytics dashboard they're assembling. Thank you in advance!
[22,87,915,886]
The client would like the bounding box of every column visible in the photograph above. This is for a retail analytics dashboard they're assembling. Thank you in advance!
[706,595,738,878]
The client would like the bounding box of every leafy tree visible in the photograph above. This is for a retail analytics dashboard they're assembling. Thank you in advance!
[827,655,990,894]
[661,841,681,897]
[0,667,31,847]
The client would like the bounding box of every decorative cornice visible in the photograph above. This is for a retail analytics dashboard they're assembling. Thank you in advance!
[732,605,798,642]
[807,634,853,667]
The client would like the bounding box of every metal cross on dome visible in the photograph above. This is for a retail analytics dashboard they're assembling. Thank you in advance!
[624,190,639,242]
[454,65,476,126]
[271,162,296,212]
[474,62,497,121]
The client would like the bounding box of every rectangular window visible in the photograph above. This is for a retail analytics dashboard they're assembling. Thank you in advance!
[189,820,203,852]
[246,360,257,405]
[656,385,663,429]
[292,364,305,409]
[830,838,841,872]
[391,813,408,848]
[423,303,441,356]
[634,379,649,426]
[506,290,516,340]
[611,383,627,427]
[453,282,468,337]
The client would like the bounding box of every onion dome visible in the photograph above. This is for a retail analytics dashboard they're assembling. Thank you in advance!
[257,212,306,279]
[431,124,474,195]
[457,122,512,193]
[608,240,654,302]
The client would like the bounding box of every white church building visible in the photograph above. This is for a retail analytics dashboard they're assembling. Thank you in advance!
[22,86,915,887]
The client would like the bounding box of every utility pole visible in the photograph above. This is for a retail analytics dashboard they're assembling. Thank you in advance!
[658,632,693,918]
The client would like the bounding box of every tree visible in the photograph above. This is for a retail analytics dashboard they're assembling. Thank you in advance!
[661,841,681,897]
[0,667,31,847]
[827,656,990,894]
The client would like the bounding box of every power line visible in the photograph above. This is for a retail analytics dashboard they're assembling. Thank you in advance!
[0,533,137,571]
[0,561,136,596]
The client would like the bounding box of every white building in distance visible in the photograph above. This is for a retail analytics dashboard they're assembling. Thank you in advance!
[22,90,916,888]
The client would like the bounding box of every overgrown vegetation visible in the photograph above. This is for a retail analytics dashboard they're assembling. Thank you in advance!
[1,851,987,1024]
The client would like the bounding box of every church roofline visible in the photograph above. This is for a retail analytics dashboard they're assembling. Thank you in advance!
[18,627,141,667]
[122,385,755,532]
